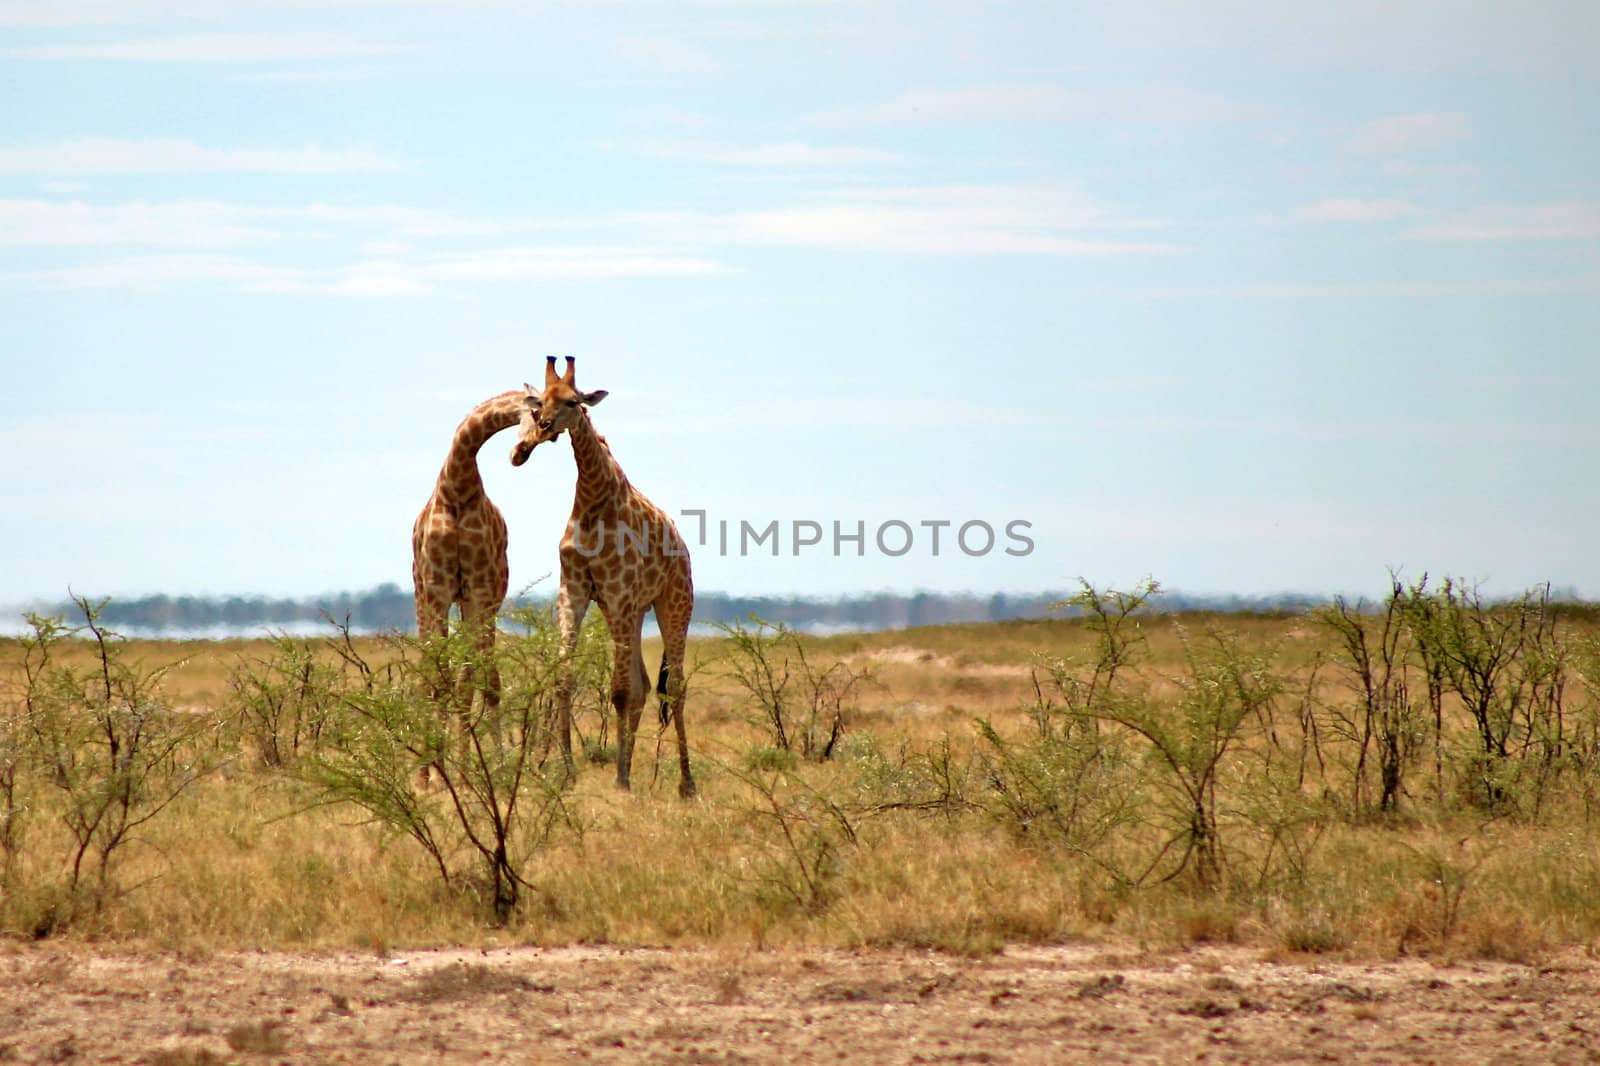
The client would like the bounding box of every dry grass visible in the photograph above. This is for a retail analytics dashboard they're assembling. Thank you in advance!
[2,611,1599,962]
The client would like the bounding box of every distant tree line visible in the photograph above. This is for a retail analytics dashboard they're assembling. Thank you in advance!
[8,583,1353,636]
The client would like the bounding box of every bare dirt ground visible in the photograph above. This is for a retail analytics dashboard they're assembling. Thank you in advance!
[5,942,1600,1064]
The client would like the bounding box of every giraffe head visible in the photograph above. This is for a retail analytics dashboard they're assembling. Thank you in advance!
[509,356,608,467]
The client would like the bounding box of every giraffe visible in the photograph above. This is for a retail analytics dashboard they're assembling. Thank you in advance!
[509,356,696,798]
[411,389,526,717]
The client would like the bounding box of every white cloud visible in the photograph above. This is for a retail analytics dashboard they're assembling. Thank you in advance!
[1052,2,1600,77]
[1408,202,1600,241]
[632,183,1173,256]
[1346,112,1469,155]
[626,395,1025,437]
[742,207,1121,254]
[8,183,1165,290]
[360,239,413,257]
[20,253,306,290]
[0,0,126,24]
[403,247,732,283]
[1381,160,1476,180]
[1125,275,1600,298]
[510,183,1161,257]
[617,105,718,132]
[814,183,1108,220]
[1,31,408,61]
[0,0,258,25]
[322,262,432,297]
[1294,198,1415,223]
[16,246,733,293]
[615,33,715,75]
[229,67,388,83]
[1294,195,1600,244]
[290,204,500,236]
[615,137,902,167]
[0,200,275,246]
[816,83,1264,126]
[0,198,501,246]
[0,138,403,175]
[3,180,1168,290]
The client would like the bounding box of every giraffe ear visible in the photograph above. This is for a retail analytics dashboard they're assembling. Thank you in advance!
[581,389,608,407]
[522,383,541,401]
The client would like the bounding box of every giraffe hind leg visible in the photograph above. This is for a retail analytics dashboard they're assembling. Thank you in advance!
[610,630,640,791]
[655,603,695,799]
[656,661,671,724]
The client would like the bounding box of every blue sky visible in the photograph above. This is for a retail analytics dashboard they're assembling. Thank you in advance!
[1,0,1595,608]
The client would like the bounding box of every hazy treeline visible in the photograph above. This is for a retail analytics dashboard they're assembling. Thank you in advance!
[8,583,1340,635]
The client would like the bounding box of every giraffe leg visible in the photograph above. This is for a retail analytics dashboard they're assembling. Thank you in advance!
[624,642,652,786]
[412,586,456,789]
[629,642,649,738]
[412,518,442,637]
[414,587,453,701]
[485,639,503,713]
[460,604,501,717]
[481,543,509,717]
[610,617,646,792]
[416,569,460,710]
[656,598,695,799]
[415,591,449,641]
[554,583,590,784]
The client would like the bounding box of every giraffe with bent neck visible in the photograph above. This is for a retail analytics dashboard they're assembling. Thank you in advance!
[510,357,696,797]
[412,390,525,713]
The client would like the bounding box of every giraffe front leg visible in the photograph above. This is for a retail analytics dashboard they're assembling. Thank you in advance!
[610,625,646,792]
[628,641,649,742]
[554,584,590,786]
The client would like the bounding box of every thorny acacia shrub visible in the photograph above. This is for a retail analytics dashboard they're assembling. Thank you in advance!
[715,617,874,762]
[226,633,344,768]
[502,601,614,763]
[300,611,581,923]
[1,597,221,931]
[977,577,1596,911]
[984,580,1303,891]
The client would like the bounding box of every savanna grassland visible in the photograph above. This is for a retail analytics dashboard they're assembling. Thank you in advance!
[4,584,1600,1063]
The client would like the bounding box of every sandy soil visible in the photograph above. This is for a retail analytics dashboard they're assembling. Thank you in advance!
[4,942,1600,1064]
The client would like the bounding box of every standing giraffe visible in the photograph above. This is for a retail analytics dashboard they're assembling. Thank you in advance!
[412,389,526,713]
[509,357,696,797]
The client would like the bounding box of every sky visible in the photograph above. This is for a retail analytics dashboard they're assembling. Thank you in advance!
[1,0,1595,610]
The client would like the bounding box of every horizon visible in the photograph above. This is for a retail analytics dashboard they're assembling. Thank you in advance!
[5,575,1589,642]
[5,575,1586,614]
[3,2,1594,606]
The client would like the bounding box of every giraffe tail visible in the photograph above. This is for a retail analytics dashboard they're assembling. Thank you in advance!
[657,662,672,725]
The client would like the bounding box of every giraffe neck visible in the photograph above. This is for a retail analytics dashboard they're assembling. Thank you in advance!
[568,409,626,514]
[437,390,524,506]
